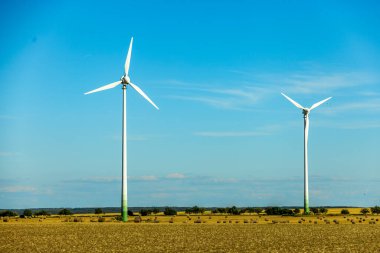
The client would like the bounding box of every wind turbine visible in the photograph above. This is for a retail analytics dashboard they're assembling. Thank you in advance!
[85,37,159,222]
[281,93,331,214]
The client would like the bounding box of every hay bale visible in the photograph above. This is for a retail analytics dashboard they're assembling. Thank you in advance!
[194,219,202,224]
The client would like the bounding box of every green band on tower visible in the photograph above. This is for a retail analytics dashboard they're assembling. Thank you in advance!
[122,201,128,222]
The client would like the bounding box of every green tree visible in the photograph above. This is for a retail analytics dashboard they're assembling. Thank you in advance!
[34,210,50,216]
[310,207,320,214]
[94,208,103,214]
[341,209,350,215]
[293,208,300,214]
[58,209,72,215]
[23,209,33,217]
[0,210,18,217]
[371,206,380,214]
[319,208,328,214]
[163,207,177,216]
[360,208,370,215]
[140,209,151,216]
[227,206,241,215]
[151,208,160,214]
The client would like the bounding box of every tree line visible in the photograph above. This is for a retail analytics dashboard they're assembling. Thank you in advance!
[1,206,380,217]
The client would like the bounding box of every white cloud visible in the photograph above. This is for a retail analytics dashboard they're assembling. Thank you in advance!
[328,99,380,113]
[135,175,158,181]
[194,131,269,137]
[168,85,269,110]
[166,173,186,179]
[0,186,37,193]
[211,177,239,183]
[281,71,378,95]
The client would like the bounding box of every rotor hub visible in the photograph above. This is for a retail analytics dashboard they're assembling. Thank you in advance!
[121,75,130,84]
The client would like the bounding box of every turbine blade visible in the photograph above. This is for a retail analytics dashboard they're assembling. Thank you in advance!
[281,93,304,109]
[124,37,133,76]
[84,81,121,95]
[129,82,159,110]
[309,97,332,111]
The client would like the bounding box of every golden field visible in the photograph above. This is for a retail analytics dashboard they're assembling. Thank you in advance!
[1,210,380,252]
[1,222,380,252]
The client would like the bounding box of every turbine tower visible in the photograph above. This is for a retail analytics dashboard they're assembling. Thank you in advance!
[85,38,159,222]
[281,93,331,214]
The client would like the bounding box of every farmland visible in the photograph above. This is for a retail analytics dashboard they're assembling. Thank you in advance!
[1,212,380,252]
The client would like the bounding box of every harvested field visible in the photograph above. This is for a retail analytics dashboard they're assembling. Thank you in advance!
[1,223,380,252]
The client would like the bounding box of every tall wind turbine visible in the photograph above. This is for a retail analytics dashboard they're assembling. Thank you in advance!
[85,38,159,222]
[281,93,331,214]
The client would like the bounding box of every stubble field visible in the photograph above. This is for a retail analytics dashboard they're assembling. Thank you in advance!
[1,221,380,252]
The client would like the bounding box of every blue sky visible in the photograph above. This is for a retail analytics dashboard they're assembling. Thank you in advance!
[1,0,380,209]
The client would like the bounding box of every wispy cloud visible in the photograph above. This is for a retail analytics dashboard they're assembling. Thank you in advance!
[194,131,269,137]
[168,85,269,110]
[131,175,158,181]
[327,99,380,114]
[165,70,379,111]
[0,186,37,193]
[166,173,186,179]
[64,176,120,184]
[279,71,378,95]
[194,124,280,138]
[319,120,380,130]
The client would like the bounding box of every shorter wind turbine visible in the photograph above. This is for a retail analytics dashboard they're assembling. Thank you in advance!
[85,37,159,222]
[281,93,331,214]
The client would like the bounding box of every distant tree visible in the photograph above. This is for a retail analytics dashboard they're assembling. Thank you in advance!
[265,207,281,215]
[140,209,151,216]
[319,208,328,214]
[360,208,370,215]
[34,210,50,216]
[128,210,134,216]
[192,206,201,214]
[58,209,72,215]
[23,209,33,217]
[163,207,177,216]
[310,207,320,214]
[371,206,380,215]
[185,206,206,214]
[293,208,300,214]
[254,208,263,215]
[265,207,293,216]
[151,208,160,214]
[0,210,17,217]
[341,209,350,215]
[280,208,294,216]
[94,208,103,214]
[226,206,241,215]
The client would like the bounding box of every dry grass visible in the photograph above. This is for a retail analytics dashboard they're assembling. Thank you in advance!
[1,223,380,252]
